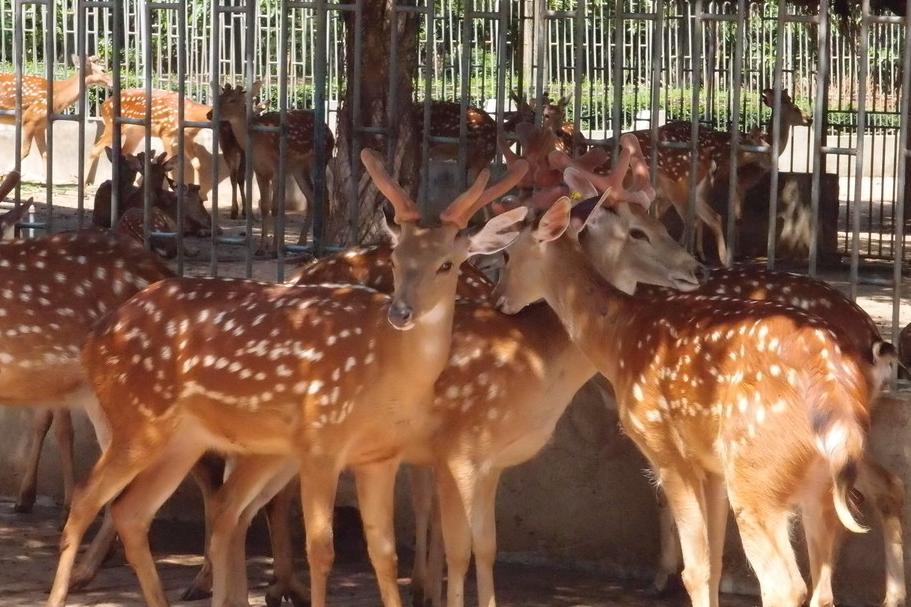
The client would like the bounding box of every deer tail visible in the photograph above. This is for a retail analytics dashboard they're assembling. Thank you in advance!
[812,400,869,534]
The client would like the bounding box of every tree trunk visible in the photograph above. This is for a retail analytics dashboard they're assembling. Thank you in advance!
[328,1,420,246]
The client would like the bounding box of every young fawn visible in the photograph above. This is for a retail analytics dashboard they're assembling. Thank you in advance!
[492,136,877,607]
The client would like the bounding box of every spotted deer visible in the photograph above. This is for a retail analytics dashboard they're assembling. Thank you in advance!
[84,89,215,196]
[0,56,112,160]
[92,148,141,229]
[413,101,498,183]
[45,151,529,607]
[585,89,811,266]
[210,82,335,253]
[0,222,178,596]
[492,134,878,607]
[218,119,248,220]
[569,157,904,606]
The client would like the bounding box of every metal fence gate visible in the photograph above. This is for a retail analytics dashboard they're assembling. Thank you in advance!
[0,0,909,379]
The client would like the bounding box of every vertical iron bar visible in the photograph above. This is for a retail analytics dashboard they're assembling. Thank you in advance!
[766,0,787,269]
[685,0,703,252]
[142,0,153,250]
[76,1,86,227]
[493,0,508,166]
[849,0,870,300]
[571,0,584,158]
[611,0,623,163]
[387,3,399,169]
[648,0,664,190]
[808,0,828,276]
[311,0,329,256]
[44,0,54,232]
[458,0,471,189]
[347,0,363,244]
[276,0,289,279]
[176,0,187,275]
[421,1,434,214]
[111,0,122,226]
[725,0,746,262]
[13,0,22,205]
[243,0,255,275]
[533,0,545,125]
[209,0,222,276]
[892,0,911,383]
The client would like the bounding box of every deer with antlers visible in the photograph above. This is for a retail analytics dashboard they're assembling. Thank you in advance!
[45,150,529,607]
[210,82,335,253]
[0,56,112,161]
[492,133,883,607]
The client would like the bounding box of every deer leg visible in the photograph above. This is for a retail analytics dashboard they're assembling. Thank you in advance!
[354,458,405,607]
[255,173,274,255]
[471,468,502,607]
[47,441,147,607]
[15,408,54,513]
[292,167,317,246]
[652,489,683,595]
[264,480,310,607]
[435,465,472,607]
[855,459,906,607]
[704,473,728,602]
[410,466,435,607]
[800,483,841,607]
[34,126,48,163]
[110,433,207,607]
[53,409,76,515]
[728,485,806,607]
[299,459,341,607]
[426,494,444,607]
[207,454,295,607]
[181,454,227,602]
[695,196,729,266]
[657,466,713,607]
[230,171,240,220]
[85,127,113,186]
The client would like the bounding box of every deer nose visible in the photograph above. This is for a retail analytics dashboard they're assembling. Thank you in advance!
[695,263,711,283]
[387,302,414,331]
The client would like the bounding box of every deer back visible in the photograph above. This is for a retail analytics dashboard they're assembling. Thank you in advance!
[0,74,47,109]
[0,231,173,403]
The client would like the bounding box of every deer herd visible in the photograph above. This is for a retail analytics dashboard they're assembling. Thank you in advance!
[0,55,905,607]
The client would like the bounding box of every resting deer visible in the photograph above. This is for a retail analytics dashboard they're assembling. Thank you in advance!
[85,89,215,196]
[210,82,335,253]
[493,134,881,607]
[0,55,111,160]
[46,150,529,607]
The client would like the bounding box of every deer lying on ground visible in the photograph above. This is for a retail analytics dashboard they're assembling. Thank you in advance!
[84,89,215,197]
[210,82,335,253]
[45,151,529,607]
[0,55,112,161]
[492,135,881,607]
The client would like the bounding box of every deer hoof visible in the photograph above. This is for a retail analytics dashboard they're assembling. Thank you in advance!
[648,571,684,598]
[180,562,213,601]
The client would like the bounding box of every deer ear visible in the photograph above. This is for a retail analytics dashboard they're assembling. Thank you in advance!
[534,197,572,243]
[378,202,400,245]
[563,167,598,200]
[467,206,528,257]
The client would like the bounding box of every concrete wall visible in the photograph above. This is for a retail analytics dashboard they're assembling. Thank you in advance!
[0,384,908,605]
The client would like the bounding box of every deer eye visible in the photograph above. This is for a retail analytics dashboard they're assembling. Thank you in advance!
[437,261,453,274]
[630,228,650,242]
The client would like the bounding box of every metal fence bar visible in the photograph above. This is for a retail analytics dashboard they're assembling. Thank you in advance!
[12,0,22,207]
[647,1,664,192]
[808,0,828,276]
[685,0,704,253]
[850,0,871,299]
[208,0,222,276]
[43,0,54,232]
[309,0,328,256]
[275,0,290,279]
[346,0,363,244]
[765,0,787,269]
[725,0,746,263]
[610,0,622,163]
[110,0,123,227]
[176,0,187,276]
[457,1,471,190]
[241,1,255,274]
[142,0,154,251]
[75,2,86,227]
[892,0,911,383]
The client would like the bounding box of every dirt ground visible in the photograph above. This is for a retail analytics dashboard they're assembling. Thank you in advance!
[0,499,763,607]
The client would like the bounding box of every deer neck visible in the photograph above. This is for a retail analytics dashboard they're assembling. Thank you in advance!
[765,110,792,159]
[540,237,633,384]
[224,114,251,148]
[49,72,87,113]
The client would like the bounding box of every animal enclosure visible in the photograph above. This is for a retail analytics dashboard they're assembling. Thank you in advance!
[0,0,909,359]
